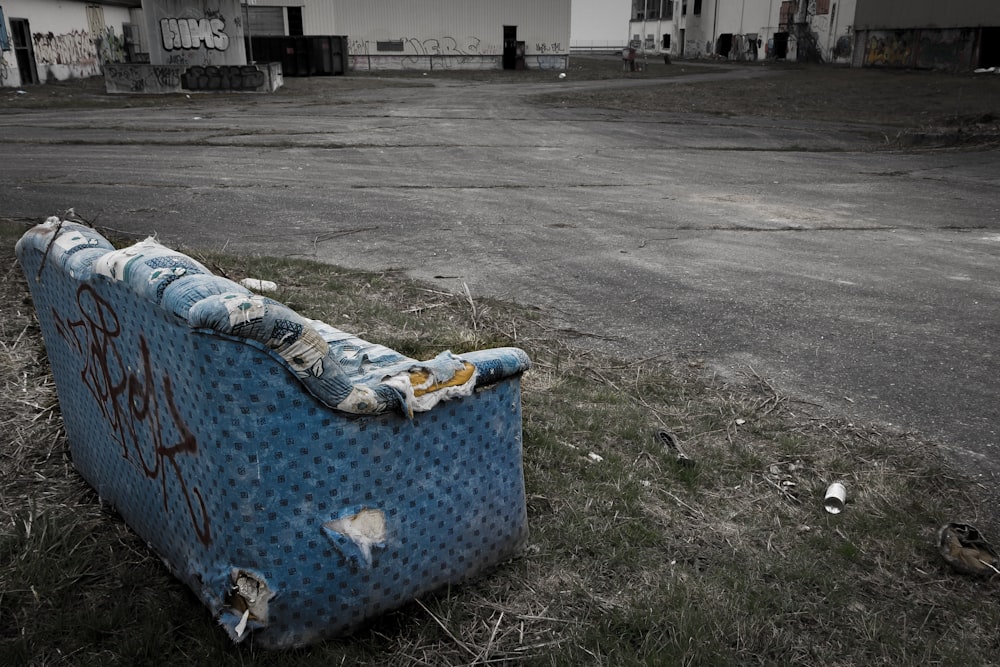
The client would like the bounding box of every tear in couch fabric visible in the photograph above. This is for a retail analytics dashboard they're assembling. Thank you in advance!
[16,217,531,648]
[33,219,529,417]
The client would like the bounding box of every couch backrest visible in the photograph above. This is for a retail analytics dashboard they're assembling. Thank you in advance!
[16,218,530,418]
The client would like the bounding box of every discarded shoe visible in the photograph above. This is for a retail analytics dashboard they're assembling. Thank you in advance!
[656,429,695,467]
[938,522,1000,577]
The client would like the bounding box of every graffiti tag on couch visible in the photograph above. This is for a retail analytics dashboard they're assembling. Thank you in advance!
[54,284,212,546]
[161,17,230,51]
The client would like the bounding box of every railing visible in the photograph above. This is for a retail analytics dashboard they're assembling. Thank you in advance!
[570,40,629,53]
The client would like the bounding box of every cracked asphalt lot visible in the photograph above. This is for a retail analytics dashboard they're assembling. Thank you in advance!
[2,60,999,481]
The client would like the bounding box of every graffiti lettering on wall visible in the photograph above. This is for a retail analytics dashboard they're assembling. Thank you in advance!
[350,36,490,57]
[866,34,912,67]
[535,55,567,70]
[534,42,563,54]
[96,26,126,64]
[32,30,97,66]
[54,285,212,546]
[160,17,230,51]
[182,65,264,91]
[105,63,148,91]
[106,63,182,92]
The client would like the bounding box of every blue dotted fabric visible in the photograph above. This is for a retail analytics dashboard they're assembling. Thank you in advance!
[17,233,529,649]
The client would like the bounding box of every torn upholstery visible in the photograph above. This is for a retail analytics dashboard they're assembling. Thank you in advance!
[16,217,531,648]
[20,218,530,418]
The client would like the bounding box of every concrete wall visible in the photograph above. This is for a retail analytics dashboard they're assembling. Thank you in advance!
[104,60,281,93]
[852,27,979,71]
[336,0,571,71]
[855,0,1000,30]
[1,0,133,87]
[142,0,246,67]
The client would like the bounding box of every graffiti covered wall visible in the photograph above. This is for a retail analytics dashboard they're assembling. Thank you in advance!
[0,0,132,84]
[31,30,101,79]
[854,28,977,71]
[104,61,282,93]
[142,0,246,67]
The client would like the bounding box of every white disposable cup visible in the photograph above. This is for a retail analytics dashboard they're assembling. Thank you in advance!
[824,482,847,514]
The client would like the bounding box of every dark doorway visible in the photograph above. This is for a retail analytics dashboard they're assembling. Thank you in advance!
[9,18,39,85]
[503,25,517,70]
[717,33,733,57]
[979,27,1000,68]
[288,7,304,37]
[772,32,789,59]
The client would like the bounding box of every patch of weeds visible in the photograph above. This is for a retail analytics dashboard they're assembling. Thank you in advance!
[4,218,1000,664]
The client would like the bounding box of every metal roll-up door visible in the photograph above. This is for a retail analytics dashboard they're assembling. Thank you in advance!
[243,6,285,37]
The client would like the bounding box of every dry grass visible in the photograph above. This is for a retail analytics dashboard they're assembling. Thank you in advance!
[2,217,1000,665]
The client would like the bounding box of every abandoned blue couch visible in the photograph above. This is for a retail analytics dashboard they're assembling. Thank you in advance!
[16,217,531,649]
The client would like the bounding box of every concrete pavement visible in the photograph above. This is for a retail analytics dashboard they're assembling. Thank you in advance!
[2,70,998,480]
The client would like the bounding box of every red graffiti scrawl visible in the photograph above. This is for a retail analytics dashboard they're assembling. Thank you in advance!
[54,284,212,546]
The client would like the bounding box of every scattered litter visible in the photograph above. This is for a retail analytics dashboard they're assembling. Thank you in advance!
[239,278,278,292]
[558,72,566,79]
[193,116,202,120]
[938,523,1000,577]
[16,90,27,95]
[735,418,746,425]
[587,452,604,463]
[975,67,997,74]
[824,482,847,514]
[656,429,694,466]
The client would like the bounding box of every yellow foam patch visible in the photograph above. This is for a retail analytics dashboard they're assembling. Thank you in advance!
[410,361,476,396]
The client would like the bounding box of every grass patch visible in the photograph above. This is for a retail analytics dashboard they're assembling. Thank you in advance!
[1,218,998,665]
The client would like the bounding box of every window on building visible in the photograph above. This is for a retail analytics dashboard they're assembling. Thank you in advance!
[287,7,303,36]
[662,34,670,49]
[693,0,702,15]
[664,0,674,20]
[631,0,645,21]
[816,0,830,14]
[682,0,687,16]
[779,1,796,28]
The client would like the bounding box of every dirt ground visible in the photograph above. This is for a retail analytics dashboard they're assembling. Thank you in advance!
[5,55,1000,146]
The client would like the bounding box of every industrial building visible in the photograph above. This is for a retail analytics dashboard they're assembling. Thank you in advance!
[626,0,1000,70]
[1,0,570,88]
[627,0,856,64]
[242,0,571,71]
[0,0,140,87]
[852,0,1000,70]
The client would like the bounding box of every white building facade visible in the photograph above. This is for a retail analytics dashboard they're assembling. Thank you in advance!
[2,0,571,87]
[627,0,856,64]
[244,0,571,71]
[1,0,140,87]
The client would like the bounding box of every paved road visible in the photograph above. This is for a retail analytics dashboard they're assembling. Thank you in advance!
[3,69,999,480]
